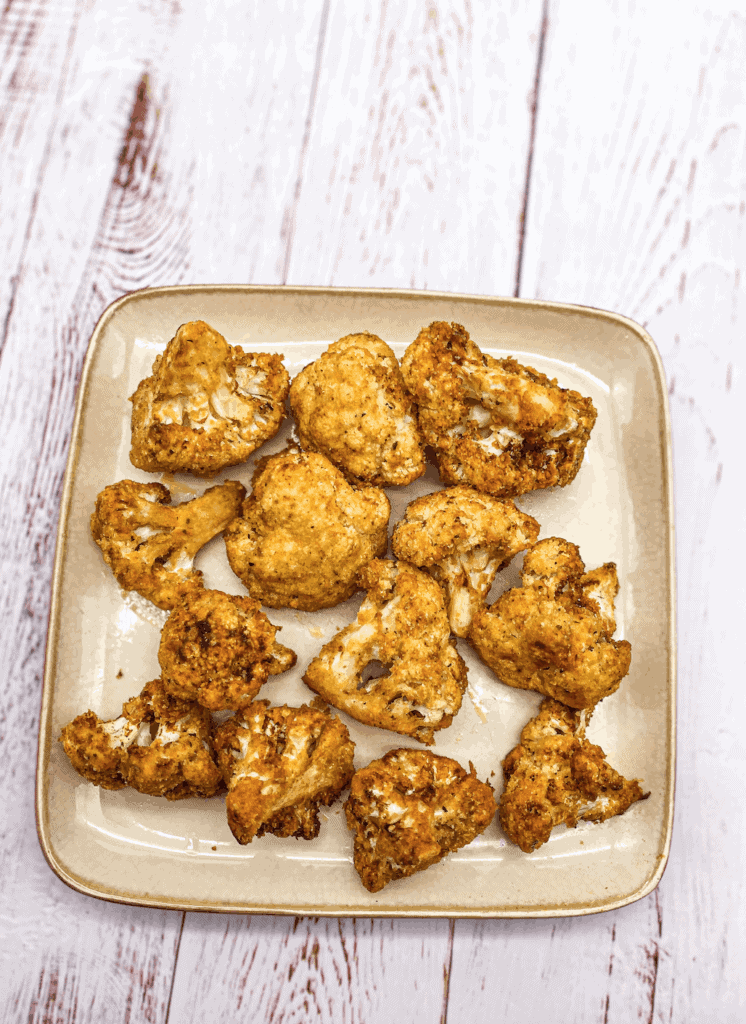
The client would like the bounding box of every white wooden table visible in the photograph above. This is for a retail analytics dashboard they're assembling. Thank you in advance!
[1,1,742,1019]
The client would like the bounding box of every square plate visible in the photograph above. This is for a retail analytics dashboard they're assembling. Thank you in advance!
[37,286,675,917]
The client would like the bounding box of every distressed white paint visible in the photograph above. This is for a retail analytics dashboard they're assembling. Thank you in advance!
[0,0,743,1021]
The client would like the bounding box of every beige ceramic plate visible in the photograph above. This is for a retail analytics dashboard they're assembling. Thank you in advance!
[36,286,675,917]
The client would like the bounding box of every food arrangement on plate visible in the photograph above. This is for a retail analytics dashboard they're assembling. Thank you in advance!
[60,317,649,893]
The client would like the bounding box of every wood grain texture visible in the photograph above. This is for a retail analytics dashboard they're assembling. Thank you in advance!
[0,0,80,351]
[0,1,323,1020]
[446,2,745,1020]
[448,894,667,1024]
[166,8,543,1018]
[0,0,742,1020]
[168,916,454,1024]
[287,0,545,294]
[0,2,191,1018]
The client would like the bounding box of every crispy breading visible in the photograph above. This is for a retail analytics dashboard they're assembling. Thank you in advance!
[59,710,130,790]
[90,478,245,611]
[224,448,390,610]
[289,332,426,486]
[129,320,290,477]
[344,748,496,892]
[400,321,597,497]
[303,559,468,745]
[391,485,540,636]
[59,678,223,799]
[213,701,355,844]
[499,698,648,852]
[158,589,296,711]
[469,538,632,708]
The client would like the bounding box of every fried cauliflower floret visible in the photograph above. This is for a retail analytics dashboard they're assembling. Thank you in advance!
[344,748,496,892]
[59,710,135,790]
[224,448,390,610]
[400,321,597,497]
[289,333,425,486]
[129,320,290,476]
[158,589,296,711]
[213,701,355,844]
[90,478,245,611]
[469,538,632,709]
[499,698,648,852]
[391,486,540,637]
[59,678,223,799]
[303,559,468,745]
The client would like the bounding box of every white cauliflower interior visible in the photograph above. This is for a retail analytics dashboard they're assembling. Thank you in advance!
[130,320,290,476]
[392,486,540,636]
[400,321,597,497]
[303,559,468,745]
[90,478,245,611]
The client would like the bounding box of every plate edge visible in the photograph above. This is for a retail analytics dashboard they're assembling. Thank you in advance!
[35,285,677,916]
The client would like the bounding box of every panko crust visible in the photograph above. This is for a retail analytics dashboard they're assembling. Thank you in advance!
[303,559,468,745]
[213,701,355,844]
[391,485,540,636]
[130,320,290,477]
[344,748,496,892]
[59,678,223,800]
[59,709,130,790]
[400,321,597,497]
[289,332,426,486]
[90,478,245,611]
[499,698,648,852]
[158,589,296,711]
[224,448,390,610]
[469,538,632,708]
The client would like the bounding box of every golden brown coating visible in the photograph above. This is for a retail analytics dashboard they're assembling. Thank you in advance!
[59,710,130,790]
[303,559,468,745]
[344,748,496,892]
[90,478,245,611]
[213,701,355,844]
[499,698,648,852]
[129,320,290,477]
[158,589,296,711]
[469,538,632,708]
[400,321,597,497]
[289,333,426,486]
[59,678,223,800]
[391,486,540,637]
[224,448,390,610]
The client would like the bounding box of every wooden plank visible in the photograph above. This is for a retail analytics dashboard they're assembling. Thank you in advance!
[0,0,80,347]
[287,0,545,295]
[447,2,746,1020]
[0,3,192,1021]
[168,916,453,1024]
[5,906,183,1024]
[0,1,321,1020]
[447,897,665,1023]
[167,3,543,1021]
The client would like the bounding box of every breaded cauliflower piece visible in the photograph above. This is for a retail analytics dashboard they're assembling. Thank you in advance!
[469,538,632,708]
[499,698,648,853]
[289,332,425,486]
[391,485,540,637]
[213,701,355,843]
[400,321,597,497]
[90,478,245,611]
[130,320,290,477]
[303,559,468,745]
[59,678,223,799]
[344,748,496,892]
[158,589,296,711]
[224,448,390,610]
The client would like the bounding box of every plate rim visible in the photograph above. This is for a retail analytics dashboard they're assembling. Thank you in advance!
[36,284,677,918]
